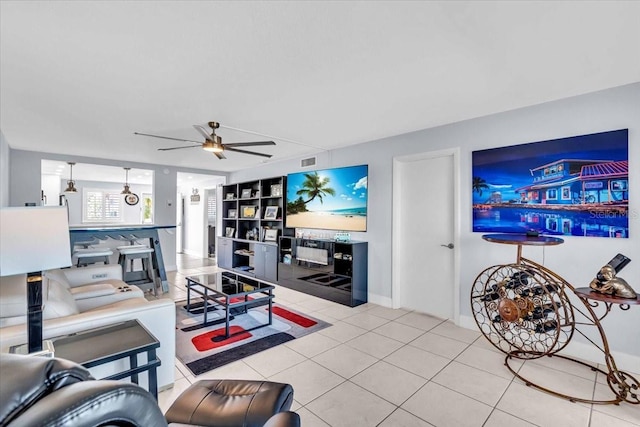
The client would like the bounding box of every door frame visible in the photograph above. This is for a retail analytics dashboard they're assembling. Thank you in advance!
[391,147,461,324]
[176,194,185,254]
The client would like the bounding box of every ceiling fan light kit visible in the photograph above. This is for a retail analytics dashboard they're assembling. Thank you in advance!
[63,162,77,193]
[202,135,224,153]
[134,120,275,160]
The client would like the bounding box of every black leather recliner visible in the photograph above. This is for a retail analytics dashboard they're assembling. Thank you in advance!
[0,354,300,427]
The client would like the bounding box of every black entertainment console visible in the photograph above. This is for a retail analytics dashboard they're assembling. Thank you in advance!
[277,237,368,307]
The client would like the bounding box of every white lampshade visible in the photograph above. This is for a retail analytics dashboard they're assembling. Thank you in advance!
[0,206,72,276]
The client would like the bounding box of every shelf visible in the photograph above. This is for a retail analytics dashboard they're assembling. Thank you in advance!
[219,176,286,284]
[234,249,255,256]
[574,287,639,305]
[481,233,564,246]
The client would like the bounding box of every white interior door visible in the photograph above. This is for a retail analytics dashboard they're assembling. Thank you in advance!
[392,150,458,320]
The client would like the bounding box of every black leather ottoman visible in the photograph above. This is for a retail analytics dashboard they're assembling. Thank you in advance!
[165,379,295,427]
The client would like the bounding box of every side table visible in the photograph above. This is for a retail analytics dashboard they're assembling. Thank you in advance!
[52,320,161,399]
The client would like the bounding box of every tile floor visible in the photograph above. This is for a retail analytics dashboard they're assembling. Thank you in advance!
[156,254,640,427]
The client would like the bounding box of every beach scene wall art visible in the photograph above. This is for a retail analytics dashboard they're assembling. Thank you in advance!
[472,129,629,238]
[286,164,368,232]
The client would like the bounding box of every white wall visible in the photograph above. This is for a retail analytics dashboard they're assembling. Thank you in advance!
[0,131,9,208]
[231,83,640,362]
[64,180,152,225]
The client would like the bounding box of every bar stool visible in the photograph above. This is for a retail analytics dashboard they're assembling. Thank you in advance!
[118,246,158,296]
[116,243,148,271]
[74,247,114,267]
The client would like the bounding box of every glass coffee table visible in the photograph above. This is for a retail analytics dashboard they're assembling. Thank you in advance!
[185,271,275,340]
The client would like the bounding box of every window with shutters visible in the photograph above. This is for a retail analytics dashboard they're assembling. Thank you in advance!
[83,188,123,223]
[208,194,217,221]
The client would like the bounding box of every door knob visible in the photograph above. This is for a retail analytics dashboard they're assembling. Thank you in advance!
[441,243,454,249]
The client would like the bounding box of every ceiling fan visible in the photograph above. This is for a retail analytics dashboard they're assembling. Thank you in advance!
[134,121,275,159]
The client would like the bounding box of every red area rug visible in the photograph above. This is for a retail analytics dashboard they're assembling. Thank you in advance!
[191,325,252,352]
[271,306,318,328]
[176,300,330,376]
[227,296,253,304]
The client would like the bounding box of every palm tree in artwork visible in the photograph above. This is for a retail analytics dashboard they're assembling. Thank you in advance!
[472,176,490,197]
[296,172,336,205]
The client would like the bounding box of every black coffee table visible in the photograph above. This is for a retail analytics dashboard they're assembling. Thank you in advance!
[185,271,275,340]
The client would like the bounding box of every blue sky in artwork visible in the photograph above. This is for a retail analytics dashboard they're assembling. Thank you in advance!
[287,165,368,212]
[472,129,628,203]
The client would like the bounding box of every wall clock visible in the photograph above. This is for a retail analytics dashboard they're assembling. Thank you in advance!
[125,193,139,206]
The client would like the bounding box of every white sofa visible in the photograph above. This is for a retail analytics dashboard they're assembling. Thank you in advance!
[0,264,175,390]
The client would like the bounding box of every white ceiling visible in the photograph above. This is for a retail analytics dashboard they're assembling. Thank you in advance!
[2,1,639,172]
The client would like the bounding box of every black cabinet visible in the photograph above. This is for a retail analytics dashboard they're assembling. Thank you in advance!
[277,237,368,307]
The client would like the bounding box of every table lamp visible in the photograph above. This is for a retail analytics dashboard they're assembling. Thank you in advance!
[0,206,72,353]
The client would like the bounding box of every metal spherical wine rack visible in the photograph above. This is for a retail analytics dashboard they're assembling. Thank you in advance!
[473,234,639,406]
[471,261,575,359]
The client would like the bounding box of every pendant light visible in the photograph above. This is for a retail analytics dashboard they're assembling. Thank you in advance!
[121,167,132,195]
[63,162,77,193]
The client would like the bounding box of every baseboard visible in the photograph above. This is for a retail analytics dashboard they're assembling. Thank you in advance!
[560,340,640,370]
[367,293,392,307]
[165,265,177,272]
[458,314,477,331]
[458,315,639,369]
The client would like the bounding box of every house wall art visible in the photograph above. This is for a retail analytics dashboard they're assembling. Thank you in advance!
[472,129,629,238]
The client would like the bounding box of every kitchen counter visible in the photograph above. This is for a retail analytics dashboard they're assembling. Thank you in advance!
[69,225,176,292]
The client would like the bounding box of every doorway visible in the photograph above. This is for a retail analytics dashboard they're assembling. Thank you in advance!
[176,173,225,259]
[392,148,460,322]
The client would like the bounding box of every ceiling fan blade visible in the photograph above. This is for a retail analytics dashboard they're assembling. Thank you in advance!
[157,145,202,151]
[134,132,202,144]
[224,147,273,158]
[214,152,226,160]
[223,141,276,147]
[193,125,214,141]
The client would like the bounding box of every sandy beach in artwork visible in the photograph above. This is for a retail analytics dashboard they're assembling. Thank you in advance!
[287,212,366,231]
